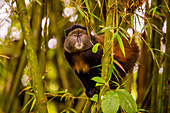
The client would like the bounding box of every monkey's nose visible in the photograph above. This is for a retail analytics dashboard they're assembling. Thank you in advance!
[77,37,81,43]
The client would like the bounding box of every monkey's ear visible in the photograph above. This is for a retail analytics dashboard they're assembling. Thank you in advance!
[65,24,87,36]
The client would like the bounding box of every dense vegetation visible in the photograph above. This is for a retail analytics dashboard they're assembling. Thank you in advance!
[0,0,169,113]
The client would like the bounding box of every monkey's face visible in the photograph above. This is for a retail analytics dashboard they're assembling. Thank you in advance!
[64,28,93,53]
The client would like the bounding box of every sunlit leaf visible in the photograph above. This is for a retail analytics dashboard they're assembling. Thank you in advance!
[85,0,90,13]
[131,15,134,26]
[101,91,119,113]
[22,96,35,111]
[35,0,42,6]
[116,89,137,113]
[90,94,98,102]
[26,92,35,96]
[91,77,105,84]
[18,86,32,95]
[30,98,36,112]
[70,108,77,113]
[0,55,10,59]
[152,7,158,17]
[92,43,101,53]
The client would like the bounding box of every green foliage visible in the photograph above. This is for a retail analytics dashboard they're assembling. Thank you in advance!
[101,89,137,113]
[90,94,98,102]
[101,91,119,113]
[116,89,137,113]
[92,43,101,53]
[91,76,105,86]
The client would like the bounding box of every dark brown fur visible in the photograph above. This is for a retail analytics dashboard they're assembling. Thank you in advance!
[64,24,139,97]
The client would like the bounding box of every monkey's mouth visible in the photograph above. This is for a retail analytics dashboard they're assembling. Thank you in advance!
[75,42,84,49]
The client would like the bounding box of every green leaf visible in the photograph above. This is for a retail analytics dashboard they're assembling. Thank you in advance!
[152,7,158,16]
[90,94,98,102]
[77,6,89,22]
[91,77,105,84]
[90,13,103,22]
[98,26,117,33]
[131,15,134,26]
[96,83,103,86]
[22,96,35,111]
[118,31,129,42]
[30,98,36,112]
[101,91,120,113]
[107,63,113,82]
[35,0,42,6]
[70,108,77,113]
[116,89,137,113]
[117,34,125,57]
[85,0,90,13]
[92,43,101,53]
[110,32,118,42]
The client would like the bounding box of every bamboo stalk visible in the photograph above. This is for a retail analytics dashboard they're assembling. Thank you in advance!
[161,1,170,112]
[15,0,47,112]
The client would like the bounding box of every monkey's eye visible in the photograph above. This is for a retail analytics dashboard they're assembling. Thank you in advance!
[79,33,82,37]
[73,34,77,37]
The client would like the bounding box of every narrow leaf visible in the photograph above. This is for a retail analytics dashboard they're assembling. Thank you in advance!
[131,15,134,26]
[107,63,113,82]
[116,89,137,113]
[85,0,90,13]
[77,6,89,22]
[117,34,125,57]
[35,0,42,6]
[101,91,120,113]
[92,43,101,53]
[90,13,103,22]
[30,98,36,112]
[70,108,77,113]
[118,30,129,42]
[22,96,35,111]
[98,26,117,33]
[110,32,118,42]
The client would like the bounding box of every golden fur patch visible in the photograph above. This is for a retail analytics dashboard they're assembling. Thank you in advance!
[73,55,89,73]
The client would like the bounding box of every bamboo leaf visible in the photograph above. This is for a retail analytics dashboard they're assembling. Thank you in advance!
[35,0,42,6]
[131,15,134,26]
[118,31,129,42]
[30,98,36,112]
[117,34,125,57]
[77,6,89,22]
[110,32,118,42]
[85,0,90,13]
[107,63,113,82]
[70,108,77,113]
[90,13,103,22]
[98,26,117,33]
[152,7,158,17]
[22,96,35,111]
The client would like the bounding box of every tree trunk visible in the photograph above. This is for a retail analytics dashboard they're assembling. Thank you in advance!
[15,0,47,112]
